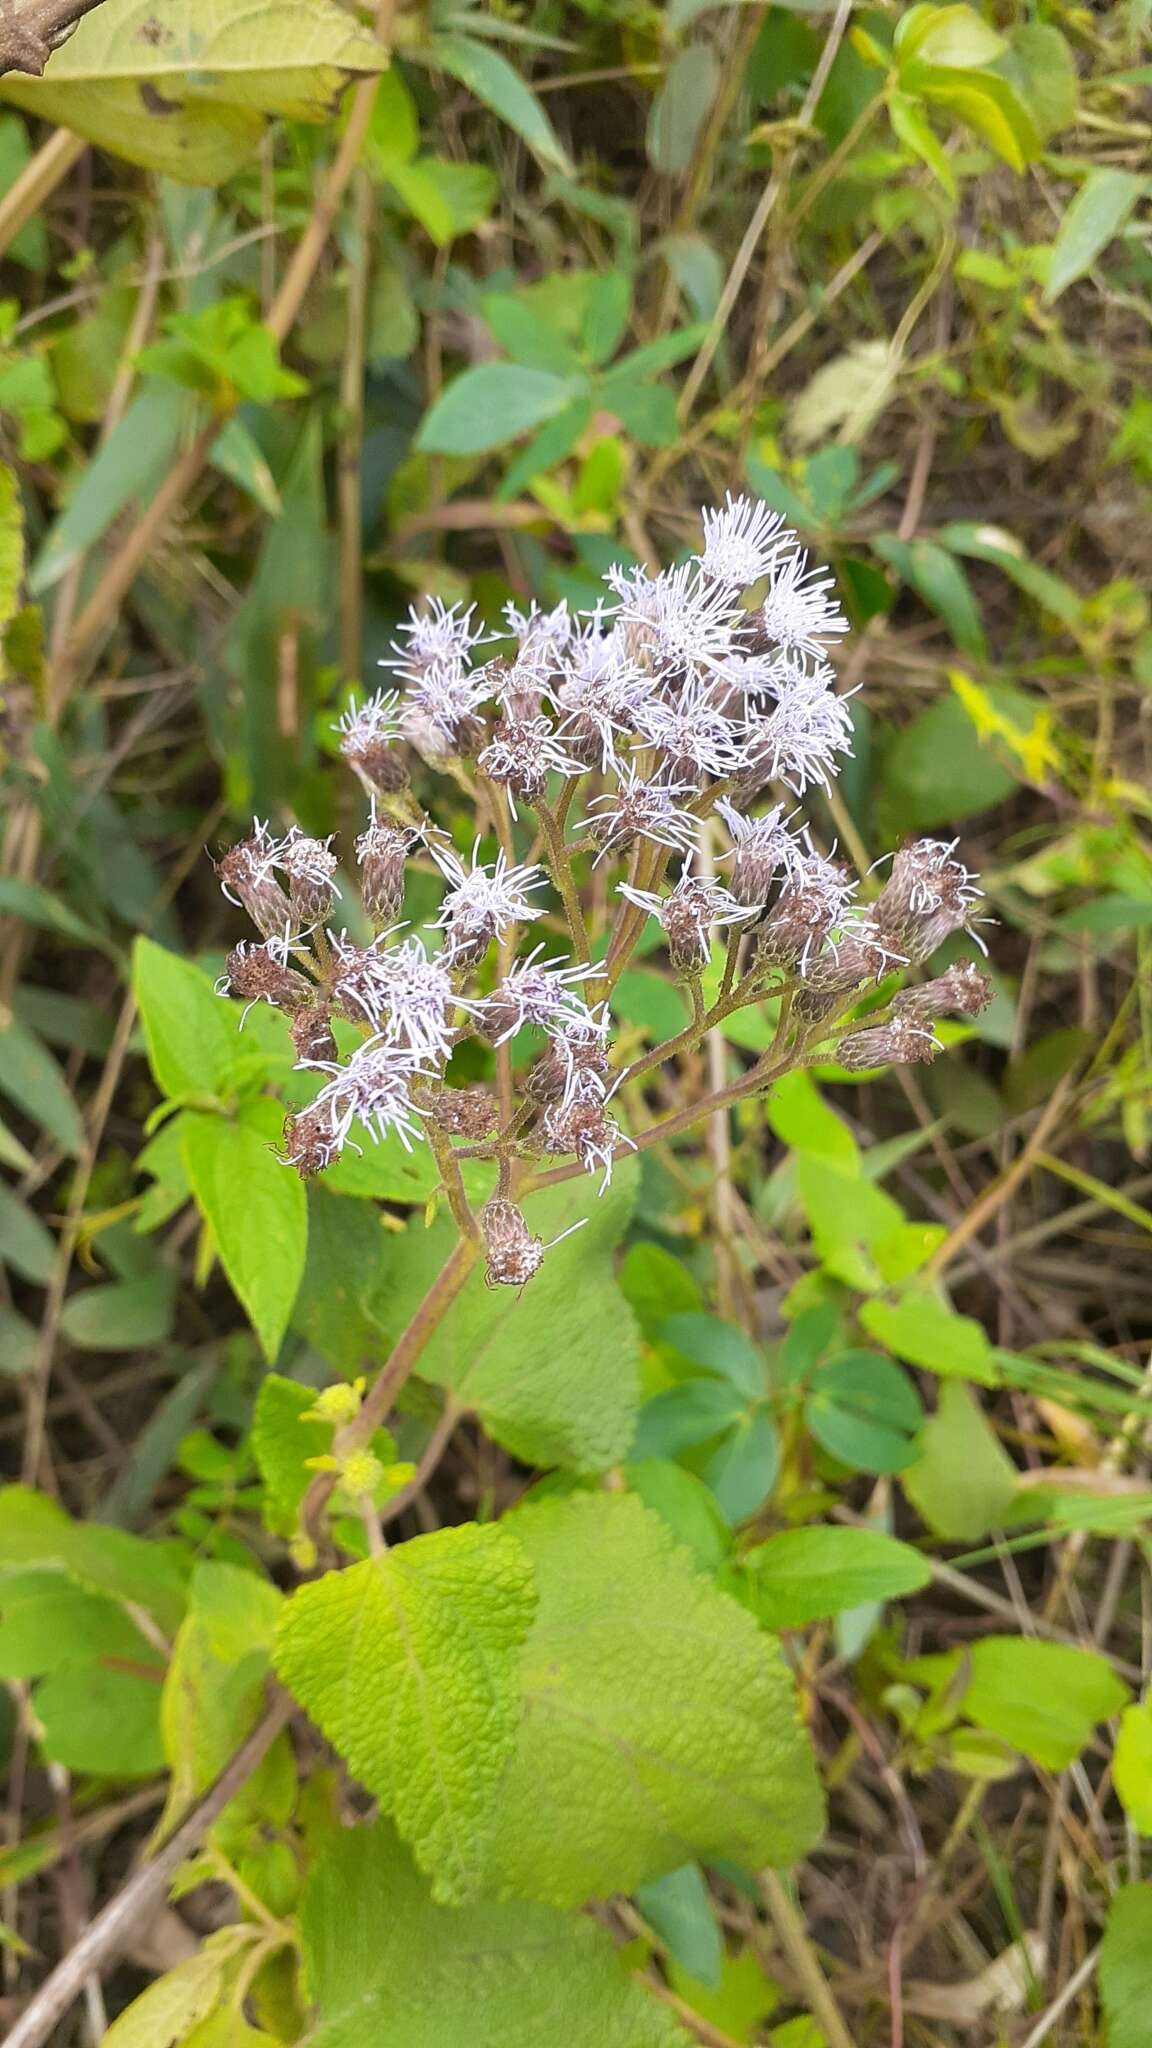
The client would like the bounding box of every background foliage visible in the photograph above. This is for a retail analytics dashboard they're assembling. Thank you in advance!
[1,0,1151,2043]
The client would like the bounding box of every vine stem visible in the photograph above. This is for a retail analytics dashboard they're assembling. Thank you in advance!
[5,1693,295,2048]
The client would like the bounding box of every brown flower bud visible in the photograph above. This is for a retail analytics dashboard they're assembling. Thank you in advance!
[356,821,413,929]
[222,942,312,1012]
[414,1084,499,1141]
[757,857,853,977]
[874,839,983,964]
[279,832,338,925]
[481,1198,543,1289]
[342,730,410,798]
[290,1003,338,1065]
[215,829,293,939]
[282,1104,337,1178]
[894,961,992,1024]
[836,1016,940,1072]
[791,917,896,1022]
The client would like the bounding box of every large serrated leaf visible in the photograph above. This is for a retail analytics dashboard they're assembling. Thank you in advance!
[300,1822,688,2048]
[369,1163,641,1471]
[275,1523,536,1903]
[1,0,387,185]
[475,1492,824,1903]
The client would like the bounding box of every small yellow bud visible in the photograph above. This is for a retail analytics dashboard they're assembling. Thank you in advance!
[306,1383,362,1427]
[340,1449,383,1499]
[302,1453,338,1472]
[290,1534,318,1572]
[383,1461,417,1491]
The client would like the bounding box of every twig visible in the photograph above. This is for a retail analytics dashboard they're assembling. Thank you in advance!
[1016,1944,1099,2048]
[759,1870,855,2048]
[5,1692,294,2048]
[0,0,106,77]
[0,126,84,257]
[337,167,372,687]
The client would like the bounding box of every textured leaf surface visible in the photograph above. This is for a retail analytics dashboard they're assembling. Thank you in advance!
[477,1493,823,1903]
[370,1163,641,1470]
[275,1523,536,1902]
[1,0,385,184]
[181,1099,307,1361]
[300,1822,688,2048]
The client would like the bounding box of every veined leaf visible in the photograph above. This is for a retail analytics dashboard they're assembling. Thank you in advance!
[431,33,571,173]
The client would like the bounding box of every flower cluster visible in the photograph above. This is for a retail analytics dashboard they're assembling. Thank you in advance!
[213,495,990,1285]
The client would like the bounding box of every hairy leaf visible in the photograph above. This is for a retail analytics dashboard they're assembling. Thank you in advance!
[275,1522,536,1902]
[475,1492,823,1903]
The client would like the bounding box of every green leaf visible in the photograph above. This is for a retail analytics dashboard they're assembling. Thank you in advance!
[417,364,583,456]
[0,1571,156,1680]
[895,4,1007,70]
[275,1522,536,1903]
[432,33,572,173]
[1100,1885,1152,2048]
[962,1637,1129,1770]
[482,292,585,376]
[0,1180,55,1284]
[35,1661,166,1776]
[133,937,240,1102]
[726,1527,931,1630]
[805,1352,923,1474]
[636,1864,723,1992]
[876,693,1017,834]
[889,88,956,198]
[159,1561,284,1840]
[874,535,986,657]
[252,1374,329,1536]
[599,379,680,448]
[59,1271,176,1351]
[901,1380,1017,1540]
[389,158,498,245]
[1044,167,1144,302]
[702,1408,780,1525]
[0,1014,83,1155]
[937,522,1081,624]
[1115,1703,1152,1835]
[362,66,419,175]
[181,1100,307,1362]
[497,395,594,499]
[767,1070,859,1172]
[372,1165,641,1471]
[0,1486,189,1631]
[100,1941,230,2048]
[618,1243,703,1334]
[631,1379,746,1461]
[292,1188,391,1371]
[300,1822,688,2048]
[646,44,721,175]
[861,1293,995,1383]
[624,1460,731,1571]
[474,1492,823,1902]
[905,64,1041,172]
[29,384,184,591]
[0,0,387,184]
[661,1315,764,1399]
[599,325,707,384]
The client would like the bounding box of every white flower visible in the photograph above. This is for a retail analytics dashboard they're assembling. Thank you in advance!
[337,688,404,751]
[477,715,587,814]
[714,796,805,905]
[307,1041,429,1155]
[503,599,573,669]
[583,766,699,861]
[480,945,597,1044]
[609,561,737,678]
[753,550,849,655]
[634,682,743,784]
[404,659,489,749]
[741,665,854,793]
[430,841,548,957]
[373,935,475,1060]
[552,627,650,767]
[551,1007,612,1111]
[619,869,755,972]
[385,598,486,683]
[699,493,791,589]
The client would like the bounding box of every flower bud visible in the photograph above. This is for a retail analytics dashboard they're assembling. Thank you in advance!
[874,839,982,964]
[893,961,992,1024]
[280,831,338,925]
[221,942,312,1012]
[290,1003,338,1066]
[481,1198,543,1288]
[414,1084,500,1141]
[837,1016,940,1071]
[282,1104,337,1178]
[216,827,293,939]
[340,1449,383,1498]
[308,1382,362,1427]
[757,857,854,977]
[356,821,412,929]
